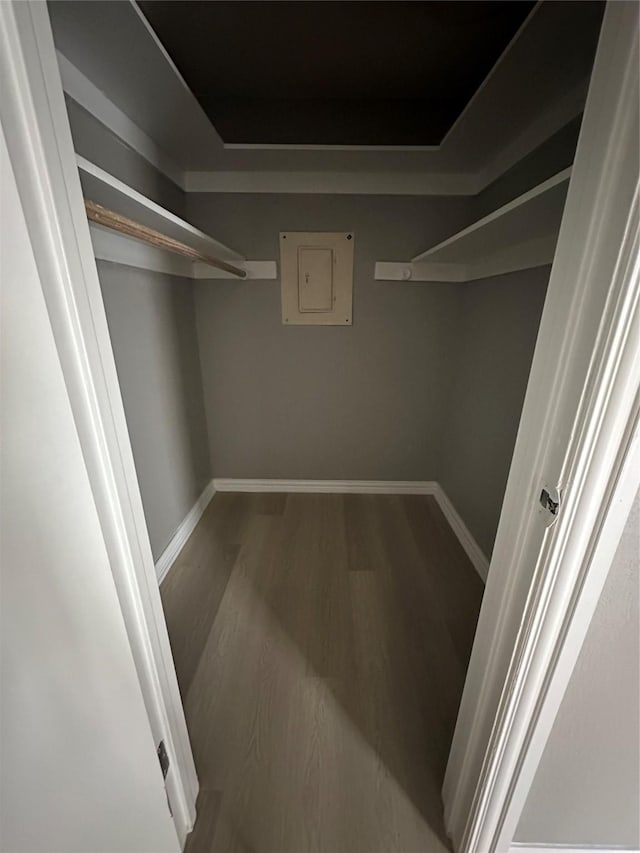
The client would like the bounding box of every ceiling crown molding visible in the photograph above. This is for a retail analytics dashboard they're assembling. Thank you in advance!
[182,170,479,196]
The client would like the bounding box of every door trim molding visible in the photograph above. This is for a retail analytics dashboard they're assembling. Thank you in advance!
[0,3,197,846]
[443,4,640,851]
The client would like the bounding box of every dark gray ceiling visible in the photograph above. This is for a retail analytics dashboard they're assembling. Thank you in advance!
[138,1,536,146]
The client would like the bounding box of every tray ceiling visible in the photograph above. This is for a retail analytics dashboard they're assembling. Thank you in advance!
[48,0,605,182]
[137,1,535,147]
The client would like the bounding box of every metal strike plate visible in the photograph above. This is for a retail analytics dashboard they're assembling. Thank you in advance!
[539,485,561,527]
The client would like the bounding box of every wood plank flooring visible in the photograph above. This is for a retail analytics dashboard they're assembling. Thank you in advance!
[160,493,484,853]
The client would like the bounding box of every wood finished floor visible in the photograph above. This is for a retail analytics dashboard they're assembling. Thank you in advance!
[161,493,484,853]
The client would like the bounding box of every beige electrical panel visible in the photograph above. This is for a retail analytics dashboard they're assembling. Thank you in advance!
[280,232,354,325]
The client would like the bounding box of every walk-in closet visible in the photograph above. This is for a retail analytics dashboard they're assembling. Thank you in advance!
[12,1,622,850]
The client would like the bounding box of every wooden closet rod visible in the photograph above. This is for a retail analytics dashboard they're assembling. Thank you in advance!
[84,199,247,278]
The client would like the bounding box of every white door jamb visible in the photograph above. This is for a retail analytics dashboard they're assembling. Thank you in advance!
[0,3,198,846]
[443,4,640,851]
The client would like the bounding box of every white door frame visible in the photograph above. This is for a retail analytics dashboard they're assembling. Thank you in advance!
[443,3,640,851]
[0,3,197,847]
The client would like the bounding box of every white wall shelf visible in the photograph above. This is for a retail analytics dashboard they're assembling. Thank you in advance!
[77,156,242,261]
[77,156,277,279]
[375,167,572,283]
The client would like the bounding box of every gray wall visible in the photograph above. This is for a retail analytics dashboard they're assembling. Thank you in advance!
[516,490,640,848]
[439,268,549,557]
[188,192,547,556]
[188,193,471,480]
[99,263,211,560]
[65,96,185,217]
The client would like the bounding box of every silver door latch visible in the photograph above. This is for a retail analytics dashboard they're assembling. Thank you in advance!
[539,485,561,526]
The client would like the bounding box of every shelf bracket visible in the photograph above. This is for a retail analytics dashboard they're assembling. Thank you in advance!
[374,261,467,283]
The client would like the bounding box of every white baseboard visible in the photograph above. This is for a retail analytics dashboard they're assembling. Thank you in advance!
[432,484,490,582]
[511,844,640,853]
[213,478,438,495]
[155,480,216,583]
[212,478,488,582]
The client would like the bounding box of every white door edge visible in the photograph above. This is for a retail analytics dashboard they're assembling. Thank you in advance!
[443,4,640,851]
[0,3,198,847]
